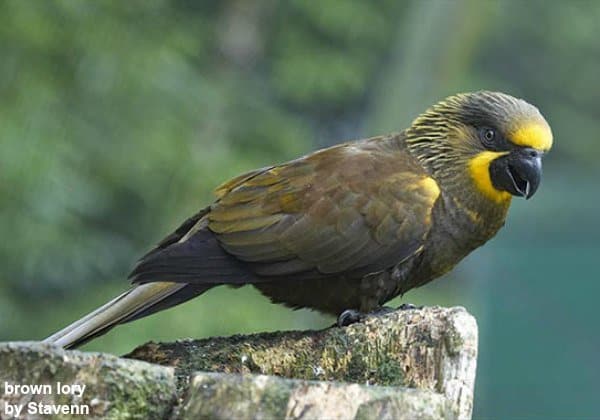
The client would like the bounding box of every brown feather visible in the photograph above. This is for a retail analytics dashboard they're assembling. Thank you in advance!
[208,135,440,280]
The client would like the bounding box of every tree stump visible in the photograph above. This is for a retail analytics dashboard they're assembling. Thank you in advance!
[1,306,477,419]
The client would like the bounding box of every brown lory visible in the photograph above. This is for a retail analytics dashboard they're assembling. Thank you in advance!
[45,91,552,349]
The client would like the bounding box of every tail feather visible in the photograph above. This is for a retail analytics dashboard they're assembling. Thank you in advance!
[119,283,212,323]
[44,214,226,349]
[43,282,186,349]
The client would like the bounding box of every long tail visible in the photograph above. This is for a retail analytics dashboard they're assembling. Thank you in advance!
[43,282,189,349]
[44,212,239,349]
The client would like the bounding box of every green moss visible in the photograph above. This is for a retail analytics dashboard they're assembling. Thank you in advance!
[375,360,404,386]
[1,343,176,420]
[259,382,292,418]
[127,311,418,388]
[4,307,475,419]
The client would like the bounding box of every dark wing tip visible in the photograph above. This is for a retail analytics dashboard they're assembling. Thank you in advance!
[128,228,257,285]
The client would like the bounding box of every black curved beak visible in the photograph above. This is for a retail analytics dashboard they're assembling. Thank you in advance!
[490,148,543,199]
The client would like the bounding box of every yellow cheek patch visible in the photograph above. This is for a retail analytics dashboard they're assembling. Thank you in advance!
[469,151,512,203]
[510,122,553,151]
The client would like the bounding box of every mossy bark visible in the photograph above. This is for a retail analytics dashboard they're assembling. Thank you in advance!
[128,306,477,418]
[1,306,477,419]
[175,372,453,420]
[0,342,176,419]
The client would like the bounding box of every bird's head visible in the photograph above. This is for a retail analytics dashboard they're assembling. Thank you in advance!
[406,91,552,204]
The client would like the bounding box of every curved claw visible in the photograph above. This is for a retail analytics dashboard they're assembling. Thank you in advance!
[337,309,362,327]
[336,306,397,327]
[397,303,422,310]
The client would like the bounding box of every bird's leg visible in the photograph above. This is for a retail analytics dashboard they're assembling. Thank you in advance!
[336,306,395,327]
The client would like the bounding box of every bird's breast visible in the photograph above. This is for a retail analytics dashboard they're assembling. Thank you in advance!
[410,193,509,285]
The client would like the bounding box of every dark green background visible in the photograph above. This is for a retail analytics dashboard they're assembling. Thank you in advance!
[1,1,598,418]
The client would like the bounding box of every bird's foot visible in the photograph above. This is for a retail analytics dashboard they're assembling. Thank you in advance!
[397,303,423,310]
[336,306,395,327]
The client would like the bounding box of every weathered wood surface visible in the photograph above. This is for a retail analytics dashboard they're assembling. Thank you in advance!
[1,306,477,419]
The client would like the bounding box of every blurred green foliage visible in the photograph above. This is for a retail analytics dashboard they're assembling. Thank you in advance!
[1,1,598,417]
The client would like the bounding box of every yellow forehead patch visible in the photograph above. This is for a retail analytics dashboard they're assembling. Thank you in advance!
[469,151,512,203]
[509,122,553,151]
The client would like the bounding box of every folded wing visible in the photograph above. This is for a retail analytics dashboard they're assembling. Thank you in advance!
[130,136,441,285]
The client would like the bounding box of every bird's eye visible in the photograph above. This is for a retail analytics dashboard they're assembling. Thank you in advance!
[480,128,496,146]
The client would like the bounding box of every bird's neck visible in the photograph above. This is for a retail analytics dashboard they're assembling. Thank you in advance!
[399,130,512,237]
[443,190,511,241]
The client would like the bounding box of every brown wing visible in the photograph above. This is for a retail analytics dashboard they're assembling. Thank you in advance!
[129,168,274,284]
[130,135,440,285]
[209,136,440,280]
